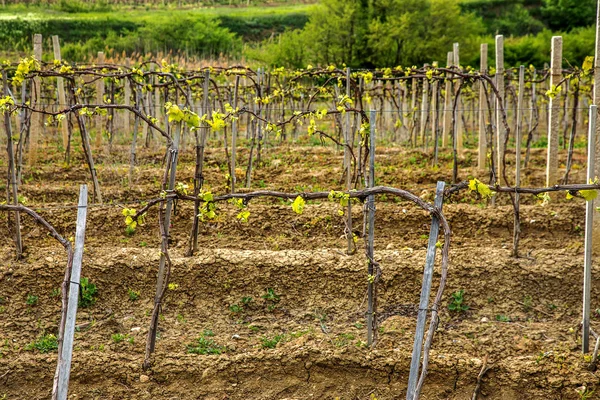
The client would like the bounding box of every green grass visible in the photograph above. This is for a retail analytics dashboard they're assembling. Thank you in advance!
[0,2,314,18]
[186,330,225,355]
[0,2,312,60]
[26,334,58,353]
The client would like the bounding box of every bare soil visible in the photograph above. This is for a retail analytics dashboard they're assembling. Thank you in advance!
[1,142,599,399]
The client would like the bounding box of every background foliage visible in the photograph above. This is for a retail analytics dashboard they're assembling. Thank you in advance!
[0,0,598,67]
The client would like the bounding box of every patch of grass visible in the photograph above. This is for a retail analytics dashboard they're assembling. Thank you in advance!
[78,277,97,308]
[261,334,285,349]
[111,333,125,343]
[262,288,280,303]
[229,303,243,313]
[26,294,38,306]
[496,314,510,322]
[26,334,58,353]
[128,289,140,301]
[186,331,224,355]
[448,290,468,313]
[334,333,355,347]
[241,296,253,306]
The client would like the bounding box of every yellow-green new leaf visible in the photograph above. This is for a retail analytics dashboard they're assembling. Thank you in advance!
[292,196,305,214]
[468,179,494,199]
[580,189,598,201]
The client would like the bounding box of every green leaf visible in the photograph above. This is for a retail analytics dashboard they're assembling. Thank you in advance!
[292,196,305,214]
[237,210,250,222]
[468,179,494,199]
[580,189,598,201]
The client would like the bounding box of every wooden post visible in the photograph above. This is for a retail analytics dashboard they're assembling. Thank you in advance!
[513,66,525,256]
[546,36,563,187]
[95,52,105,148]
[366,109,376,346]
[496,35,505,179]
[147,125,180,359]
[453,43,463,154]
[406,181,445,400]
[478,44,488,170]
[3,71,22,258]
[52,36,69,151]
[154,67,161,128]
[583,105,597,353]
[345,67,353,254]
[231,75,240,194]
[187,71,210,256]
[54,185,88,400]
[72,86,102,204]
[400,81,408,142]
[442,52,453,148]
[592,0,600,254]
[431,69,439,164]
[29,33,42,166]
[420,64,429,151]
[128,87,140,186]
[525,70,538,168]
[410,77,418,147]
[143,64,153,148]
[123,58,131,135]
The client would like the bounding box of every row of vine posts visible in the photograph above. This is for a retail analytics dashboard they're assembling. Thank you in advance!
[3,17,600,398]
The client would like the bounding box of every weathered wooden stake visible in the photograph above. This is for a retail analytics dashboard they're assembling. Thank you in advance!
[128,87,140,186]
[123,58,132,136]
[583,105,597,353]
[406,181,445,400]
[478,44,488,170]
[147,124,180,359]
[54,185,88,400]
[442,52,453,148]
[453,43,463,154]
[366,109,376,346]
[29,33,42,166]
[187,71,210,256]
[496,35,505,179]
[52,36,69,152]
[420,64,429,151]
[3,71,22,258]
[546,36,563,187]
[95,52,105,148]
[513,66,525,257]
[231,75,240,194]
[592,0,600,254]
[345,67,353,254]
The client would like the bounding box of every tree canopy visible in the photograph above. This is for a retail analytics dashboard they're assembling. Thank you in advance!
[246,0,598,68]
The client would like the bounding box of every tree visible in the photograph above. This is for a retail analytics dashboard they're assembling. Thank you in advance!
[247,0,485,68]
[367,0,484,67]
[542,0,596,31]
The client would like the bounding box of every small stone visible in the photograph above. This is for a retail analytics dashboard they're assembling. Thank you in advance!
[481,317,489,323]
[131,327,141,333]
[232,334,241,340]
[45,257,54,263]
[140,375,149,383]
